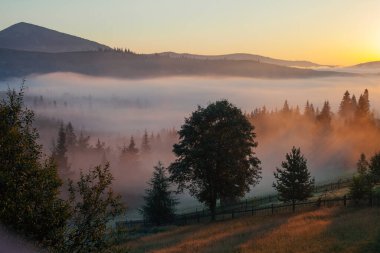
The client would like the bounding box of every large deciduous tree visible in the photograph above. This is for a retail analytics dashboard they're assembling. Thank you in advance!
[169,100,261,220]
[273,147,314,212]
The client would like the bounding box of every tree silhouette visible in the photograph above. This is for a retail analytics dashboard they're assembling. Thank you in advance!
[0,87,69,249]
[141,162,177,226]
[282,100,291,114]
[304,101,315,119]
[317,101,332,126]
[339,90,353,119]
[169,100,261,220]
[273,147,314,211]
[52,123,70,178]
[141,130,151,153]
[350,153,373,204]
[357,153,369,175]
[356,89,370,120]
[370,152,380,183]
[65,122,77,148]
[65,163,125,252]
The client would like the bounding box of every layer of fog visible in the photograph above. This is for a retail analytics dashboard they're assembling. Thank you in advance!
[2,73,380,218]
[0,226,39,253]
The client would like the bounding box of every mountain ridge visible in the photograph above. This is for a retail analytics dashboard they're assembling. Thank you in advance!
[0,48,354,80]
[157,52,334,68]
[0,22,110,52]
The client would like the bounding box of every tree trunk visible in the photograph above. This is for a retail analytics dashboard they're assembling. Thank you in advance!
[210,198,216,221]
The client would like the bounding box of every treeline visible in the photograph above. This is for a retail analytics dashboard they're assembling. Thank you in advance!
[49,118,178,192]
[248,89,374,126]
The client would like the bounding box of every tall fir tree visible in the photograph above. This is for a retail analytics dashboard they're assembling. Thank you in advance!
[273,147,314,211]
[65,122,77,149]
[317,101,332,126]
[53,123,70,178]
[77,131,91,151]
[339,90,353,119]
[357,153,369,175]
[349,153,373,204]
[127,136,139,155]
[141,162,177,226]
[282,100,291,114]
[356,89,370,120]
[369,152,380,183]
[141,130,151,153]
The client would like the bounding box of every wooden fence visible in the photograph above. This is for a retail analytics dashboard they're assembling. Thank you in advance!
[117,194,380,229]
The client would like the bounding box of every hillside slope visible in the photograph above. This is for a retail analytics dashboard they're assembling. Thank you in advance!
[0,49,352,80]
[0,22,110,52]
[117,207,380,253]
[159,52,332,68]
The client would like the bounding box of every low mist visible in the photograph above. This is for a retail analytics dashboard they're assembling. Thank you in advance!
[2,73,380,218]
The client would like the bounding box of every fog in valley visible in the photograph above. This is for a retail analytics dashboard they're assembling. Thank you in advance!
[2,73,380,218]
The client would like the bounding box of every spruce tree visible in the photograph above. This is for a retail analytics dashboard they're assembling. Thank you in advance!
[349,153,373,204]
[127,136,139,155]
[141,162,177,226]
[356,89,370,120]
[77,131,91,151]
[53,123,70,178]
[65,122,77,148]
[317,101,332,126]
[141,130,151,153]
[273,147,314,211]
[339,90,352,119]
[282,100,290,114]
[357,153,369,175]
[369,152,380,183]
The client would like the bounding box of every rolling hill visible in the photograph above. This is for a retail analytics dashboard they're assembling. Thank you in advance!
[158,52,333,68]
[0,48,352,80]
[351,61,380,69]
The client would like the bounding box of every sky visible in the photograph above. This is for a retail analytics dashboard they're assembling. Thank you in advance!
[0,0,379,66]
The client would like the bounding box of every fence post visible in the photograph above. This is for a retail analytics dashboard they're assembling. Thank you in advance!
[251,206,254,216]
[271,204,274,215]
[245,199,248,211]
[232,210,234,219]
[344,195,346,207]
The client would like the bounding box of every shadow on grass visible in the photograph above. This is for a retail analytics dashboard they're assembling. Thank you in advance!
[128,213,291,253]
[323,207,380,253]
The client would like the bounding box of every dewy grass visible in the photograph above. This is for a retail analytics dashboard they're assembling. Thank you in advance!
[120,207,380,253]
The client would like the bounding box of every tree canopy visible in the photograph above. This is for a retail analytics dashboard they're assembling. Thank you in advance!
[169,100,261,220]
[0,87,70,249]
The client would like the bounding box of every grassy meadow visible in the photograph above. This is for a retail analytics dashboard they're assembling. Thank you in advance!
[114,207,380,253]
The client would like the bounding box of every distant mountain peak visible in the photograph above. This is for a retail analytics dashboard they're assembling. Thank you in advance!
[0,22,110,53]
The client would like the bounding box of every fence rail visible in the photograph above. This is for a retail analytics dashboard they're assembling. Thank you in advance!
[117,194,380,229]
[175,177,353,218]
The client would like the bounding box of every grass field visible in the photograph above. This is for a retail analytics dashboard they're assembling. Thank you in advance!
[114,207,380,253]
